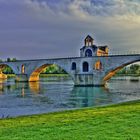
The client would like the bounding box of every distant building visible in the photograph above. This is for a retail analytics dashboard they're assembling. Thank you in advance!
[80,35,109,57]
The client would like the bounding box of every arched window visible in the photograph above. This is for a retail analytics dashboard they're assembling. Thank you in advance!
[85,49,92,57]
[71,62,76,70]
[83,62,89,72]
[21,65,25,74]
[95,60,102,70]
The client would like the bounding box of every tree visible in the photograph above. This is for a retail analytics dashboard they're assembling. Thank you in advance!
[41,65,67,74]
[116,64,140,75]
[7,58,11,62]
[2,66,14,74]
[12,58,17,62]
[130,64,140,74]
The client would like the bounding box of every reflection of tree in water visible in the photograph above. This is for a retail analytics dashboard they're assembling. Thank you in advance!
[69,86,114,108]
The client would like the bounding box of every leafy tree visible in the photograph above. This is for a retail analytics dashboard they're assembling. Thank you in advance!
[41,65,67,74]
[7,58,11,62]
[2,66,14,74]
[117,64,140,75]
[130,64,140,74]
[11,58,17,62]
[6,58,17,62]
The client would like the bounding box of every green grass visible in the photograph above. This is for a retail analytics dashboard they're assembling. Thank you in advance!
[0,101,140,140]
[40,73,69,77]
[6,74,69,78]
[6,74,15,78]
[115,74,140,77]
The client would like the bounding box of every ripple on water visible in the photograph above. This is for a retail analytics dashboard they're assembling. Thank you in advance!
[0,76,140,118]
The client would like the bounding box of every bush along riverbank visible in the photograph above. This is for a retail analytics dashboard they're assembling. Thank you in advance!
[0,100,140,140]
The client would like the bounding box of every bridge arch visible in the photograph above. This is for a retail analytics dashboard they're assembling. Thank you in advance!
[29,63,74,82]
[0,63,16,79]
[103,59,140,82]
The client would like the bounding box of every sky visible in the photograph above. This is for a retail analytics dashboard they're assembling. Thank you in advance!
[0,0,140,60]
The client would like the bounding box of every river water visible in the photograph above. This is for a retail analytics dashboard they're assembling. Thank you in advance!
[0,76,140,118]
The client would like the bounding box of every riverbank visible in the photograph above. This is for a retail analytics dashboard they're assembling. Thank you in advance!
[116,74,140,77]
[5,73,140,79]
[40,73,69,77]
[6,73,69,78]
[0,100,140,140]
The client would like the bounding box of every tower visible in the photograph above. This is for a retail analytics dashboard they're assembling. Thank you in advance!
[80,34,109,57]
[84,35,94,46]
[80,35,96,57]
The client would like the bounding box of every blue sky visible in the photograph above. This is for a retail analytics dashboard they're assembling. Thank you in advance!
[0,0,140,59]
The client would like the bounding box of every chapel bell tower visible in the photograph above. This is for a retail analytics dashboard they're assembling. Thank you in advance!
[84,35,94,46]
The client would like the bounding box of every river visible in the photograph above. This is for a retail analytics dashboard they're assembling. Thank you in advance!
[0,76,140,118]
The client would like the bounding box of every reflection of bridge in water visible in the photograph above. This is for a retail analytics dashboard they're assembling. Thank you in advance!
[69,87,113,107]
[0,76,139,118]
[0,77,140,110]
[0,78,118,107]
[0,79,41,96]
[0,35,140,86]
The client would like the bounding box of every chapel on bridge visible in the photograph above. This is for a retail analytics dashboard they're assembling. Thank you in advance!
[80,35,109,57]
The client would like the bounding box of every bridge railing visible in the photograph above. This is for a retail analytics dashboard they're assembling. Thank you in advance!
[109,50,140,56]
[1,50,140,63]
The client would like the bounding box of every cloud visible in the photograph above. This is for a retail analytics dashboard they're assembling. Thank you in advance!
[0,0,140,59]
[29,0,140,18]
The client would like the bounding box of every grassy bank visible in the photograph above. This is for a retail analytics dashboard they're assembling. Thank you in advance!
[6,73,140,79]
[0,101,140,140]
[115,74,140,77]
[6,74,69,78]
[7,74,15,78]
[40,73,69,77]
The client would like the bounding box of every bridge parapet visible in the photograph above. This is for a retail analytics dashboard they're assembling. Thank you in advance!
[0,54,140,86]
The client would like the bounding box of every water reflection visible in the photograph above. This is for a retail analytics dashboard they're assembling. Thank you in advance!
[0,76,139,118]
[69,86,122,108]
[29,82,40,94]
[0,79,6,94]
[21,87,25,97]
[0,80,41,97]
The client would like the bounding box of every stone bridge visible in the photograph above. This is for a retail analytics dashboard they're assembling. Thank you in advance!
[1,35,140,86]
[0,54,140,86]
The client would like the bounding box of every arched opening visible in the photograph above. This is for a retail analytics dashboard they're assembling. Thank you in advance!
[21,65,25,74]
[0,64,15,80]
[29,64,73,83]
[95,60,102,70]
[83,62,89,72]
[29,64,48,81]
[85,49,92,57]
[103,61,140,82]
[71,62,76,70]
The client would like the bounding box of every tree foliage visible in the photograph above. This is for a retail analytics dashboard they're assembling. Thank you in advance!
[117,64,140,75]
[7,58,17,62]
[2,66,14,74]
[42,65,67,74]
